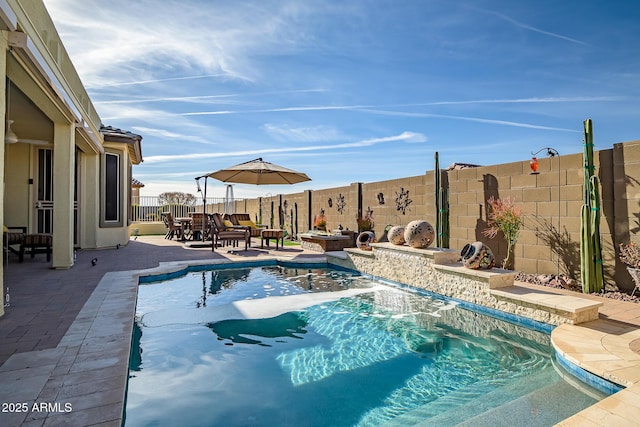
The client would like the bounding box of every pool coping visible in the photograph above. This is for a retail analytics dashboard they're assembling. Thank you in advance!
[1,255,635,426]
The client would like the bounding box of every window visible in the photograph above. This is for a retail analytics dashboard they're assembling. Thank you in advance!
[101,150,123,227]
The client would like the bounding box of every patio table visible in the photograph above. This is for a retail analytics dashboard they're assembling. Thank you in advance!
[176,217,192,241]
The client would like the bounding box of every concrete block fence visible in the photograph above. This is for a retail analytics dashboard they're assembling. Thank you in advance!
[224,140,640,292]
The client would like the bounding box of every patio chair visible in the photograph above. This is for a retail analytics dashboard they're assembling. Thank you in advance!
[230,213,266,238]
[3,226,26,263]
[210,213,250,251]
[162,212,183,240]
[190,213,211,241]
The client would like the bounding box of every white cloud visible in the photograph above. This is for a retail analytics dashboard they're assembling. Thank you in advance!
[180,104,373,116]
[479,8,589,46]
[44,0,318,86]
[143,131,427,164]
[356,109,580,132]
[130,127,218,146]
[262,124,346,142]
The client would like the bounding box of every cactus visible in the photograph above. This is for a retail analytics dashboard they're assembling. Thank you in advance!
[580,119,604,293]
[440,186,450,248]
[435,152,441,247]
[434,152,450,248]
[294,202,298,239]
[270,200,274,229]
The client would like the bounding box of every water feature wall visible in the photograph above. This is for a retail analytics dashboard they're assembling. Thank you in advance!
[327,242,601,326]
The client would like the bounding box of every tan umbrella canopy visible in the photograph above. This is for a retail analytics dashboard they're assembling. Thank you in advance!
[206,158,311,185]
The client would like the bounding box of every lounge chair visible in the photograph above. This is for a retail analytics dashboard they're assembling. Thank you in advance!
[210,213,250,251]
[229,213,266,238]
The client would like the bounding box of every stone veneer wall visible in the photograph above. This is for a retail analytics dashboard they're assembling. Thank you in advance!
[328,243,592,326]
[235,140,640,292]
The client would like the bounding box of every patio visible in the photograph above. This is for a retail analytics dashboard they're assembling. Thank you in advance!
[0,236,639,426]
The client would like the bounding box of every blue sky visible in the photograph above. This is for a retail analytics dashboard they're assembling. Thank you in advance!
[43,0,640,199]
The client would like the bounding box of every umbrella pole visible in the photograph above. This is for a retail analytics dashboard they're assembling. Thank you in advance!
[202,177,208,242]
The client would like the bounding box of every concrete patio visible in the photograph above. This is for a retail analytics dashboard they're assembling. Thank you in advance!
[0,235,639,426]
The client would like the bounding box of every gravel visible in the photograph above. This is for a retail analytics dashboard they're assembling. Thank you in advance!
[515,272,640,304]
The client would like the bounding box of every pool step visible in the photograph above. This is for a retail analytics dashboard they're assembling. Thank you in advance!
[381,367,559,426]
[447,379,599,427]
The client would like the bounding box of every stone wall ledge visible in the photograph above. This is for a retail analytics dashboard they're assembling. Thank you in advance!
[343,247,375,258]
[368,242,460,264]
[492,286,603,324]
[433,263,517,289]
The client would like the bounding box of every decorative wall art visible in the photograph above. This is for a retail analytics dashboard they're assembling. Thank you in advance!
[377,192,385,205]
[336,193,346,214]
[395,187,413,214]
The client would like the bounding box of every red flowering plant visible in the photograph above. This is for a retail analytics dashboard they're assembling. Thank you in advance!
[482,197,524,269]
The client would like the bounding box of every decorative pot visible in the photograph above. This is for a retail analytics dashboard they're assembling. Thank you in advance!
[356,231,376,251]
[387,226,406,245]
[404,220,435,249]
[461,242,495,270]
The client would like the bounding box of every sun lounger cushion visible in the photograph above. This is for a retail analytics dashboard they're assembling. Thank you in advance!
[238,220,259,229]
[223,219,235,229]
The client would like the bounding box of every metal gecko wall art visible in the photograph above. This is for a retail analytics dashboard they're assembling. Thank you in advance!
[395,187,412,214]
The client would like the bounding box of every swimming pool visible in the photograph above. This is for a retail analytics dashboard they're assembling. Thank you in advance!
[125,265,606,426]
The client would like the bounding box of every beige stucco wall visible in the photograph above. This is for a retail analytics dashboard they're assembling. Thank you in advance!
[3,143,31,229]
[94,143,135,249]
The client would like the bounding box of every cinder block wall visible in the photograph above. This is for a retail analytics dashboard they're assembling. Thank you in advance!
[361,175,430,231]
[611,140,640,288]
[237,140,640,291]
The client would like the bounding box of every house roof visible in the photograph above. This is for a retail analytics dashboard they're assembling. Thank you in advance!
[131,178,145,188]
[100,125,143,165]
[446,162,481,170]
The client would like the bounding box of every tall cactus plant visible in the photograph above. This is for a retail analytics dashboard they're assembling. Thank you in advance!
[580,119,604,293]
[434,152,449,248]
[435,152,441,246]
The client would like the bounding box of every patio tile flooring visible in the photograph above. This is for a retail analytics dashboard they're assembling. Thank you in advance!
[0,235,639,426]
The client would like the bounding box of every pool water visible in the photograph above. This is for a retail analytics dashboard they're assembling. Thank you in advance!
[125,266,605,426]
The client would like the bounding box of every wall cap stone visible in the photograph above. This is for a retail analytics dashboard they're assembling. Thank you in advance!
[433,263,516,288]
[491,287,602,323]
[369,242,460,264]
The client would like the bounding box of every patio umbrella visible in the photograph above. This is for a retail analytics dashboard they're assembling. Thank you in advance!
[206,158,311,185]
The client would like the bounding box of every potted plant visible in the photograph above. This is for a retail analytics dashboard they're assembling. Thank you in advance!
[356,209,374,233]
[619,242,640,295]
[313,209,327,231]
